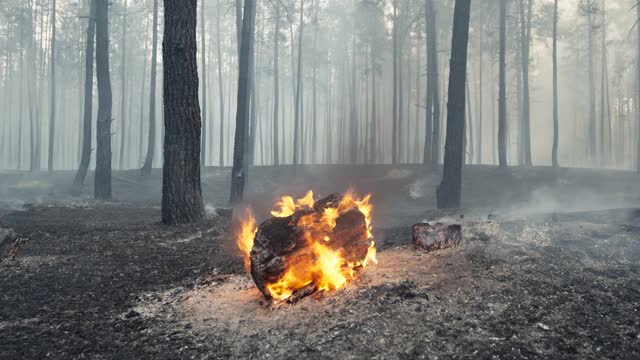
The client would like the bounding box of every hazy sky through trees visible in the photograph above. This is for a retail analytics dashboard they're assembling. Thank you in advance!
[0,0,638,172]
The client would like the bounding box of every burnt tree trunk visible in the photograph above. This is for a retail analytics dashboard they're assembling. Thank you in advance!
[161,0,205,225]
[72,0,96,194]
[47,0,56,172]
[273,4,280,166]
[552,0,559,168]
[94,0,113,200]
[200,0,207,167]
[426,0,440,169]
[119,0,128,170]
[217,0,225,167]
[498,0,508,169]
[142,0,159,175]
[436,0,471,209]
[229,0,257,203]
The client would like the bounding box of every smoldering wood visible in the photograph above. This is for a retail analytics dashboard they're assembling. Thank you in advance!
[412,222,462,253]
[0,228,27,262]
[249,194,370,301]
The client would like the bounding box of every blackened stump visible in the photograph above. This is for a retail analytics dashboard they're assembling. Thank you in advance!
[412,223,462,253]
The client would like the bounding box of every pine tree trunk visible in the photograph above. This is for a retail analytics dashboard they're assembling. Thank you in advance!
[392,1,399,165]
[161,0,205,224]
[230,0,257,203]
[478,24,483,165]
[552,0,559,168]
[498,0,508,169]
[436,0,471,209]
[273,5,280,166]
[119,0,128,170]
[72,0,96,193]
[94,0,113,200]
[47,0,56,172]
[200,0,207,167]
[293,0,304,166]
[518,0,532,167]
[587,10,596,163]
[636,0,640,171]
[217,0,225,167]
[142,0,159,175]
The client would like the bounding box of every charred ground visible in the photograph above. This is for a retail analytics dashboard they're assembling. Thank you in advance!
[1,165,639,359]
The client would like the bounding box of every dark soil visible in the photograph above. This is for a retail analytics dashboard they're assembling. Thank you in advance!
[1,165,639,359]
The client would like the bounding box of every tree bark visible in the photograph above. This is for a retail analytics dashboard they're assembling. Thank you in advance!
[636,0,640,171]
[216,0,225,167]
[47,0,56,172]
[229,0,256,203]
[498,0,508,169]
[587,8,596,162]
[72,0,96,194]
[119,0,128,170]
[273,5,280,166]
[94,0,113,200]
[552,0,559,168]
[200,0,207,167]
[161,0,205,225]
[392,0,399,165]
[424,0,440,169]
[142,0,159,175]
[518,0,532,167]
[293,0,304,166]
[436,0,471,209]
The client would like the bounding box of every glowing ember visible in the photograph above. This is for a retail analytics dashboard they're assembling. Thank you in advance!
[237,191,377,302]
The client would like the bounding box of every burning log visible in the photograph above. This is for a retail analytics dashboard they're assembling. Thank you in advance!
[412,222,462,253]
[0,228,27,262]
[239,192,376,302]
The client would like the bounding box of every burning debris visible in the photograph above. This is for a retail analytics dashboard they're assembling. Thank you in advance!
[238,191,377,302]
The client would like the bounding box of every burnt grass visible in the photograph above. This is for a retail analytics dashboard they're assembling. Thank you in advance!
[1,165,640,359]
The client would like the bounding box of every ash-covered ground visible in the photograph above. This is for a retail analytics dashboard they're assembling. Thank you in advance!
[1,165,639,359]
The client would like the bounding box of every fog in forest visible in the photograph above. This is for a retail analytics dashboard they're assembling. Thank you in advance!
[1,0,638,173]
[3,1,640,357]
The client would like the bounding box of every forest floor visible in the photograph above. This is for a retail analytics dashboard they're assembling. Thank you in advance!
[1,165,639,359]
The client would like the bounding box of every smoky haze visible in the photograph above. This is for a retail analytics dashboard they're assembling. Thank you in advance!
[0,0,638,172]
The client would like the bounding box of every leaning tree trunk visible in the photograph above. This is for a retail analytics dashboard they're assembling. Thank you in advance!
[142,0,159,175]
[552,0,559,168]
[229,0,257,203]
[94,0,113,200]
[498,0,508,169]
[161,0,205,225]
[72,0,96,194]
[436,0,471,209]
[47,0,56,172]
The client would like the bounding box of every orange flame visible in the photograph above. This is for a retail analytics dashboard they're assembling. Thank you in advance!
[236,208,256,271]
[237,191,377,301]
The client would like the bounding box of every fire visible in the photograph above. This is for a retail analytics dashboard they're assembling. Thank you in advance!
[237,208,256,271]
[237,191,377,301]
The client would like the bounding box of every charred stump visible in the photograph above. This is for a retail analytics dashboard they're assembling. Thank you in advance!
[412,222,462,253]
[250,194,371,301]
[0,228,27,262]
